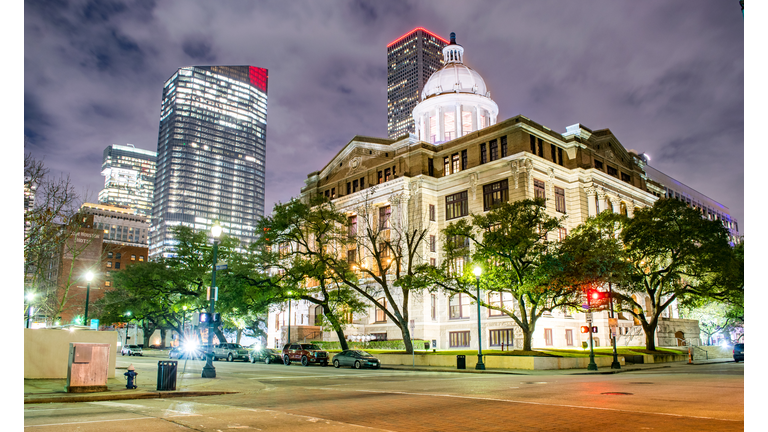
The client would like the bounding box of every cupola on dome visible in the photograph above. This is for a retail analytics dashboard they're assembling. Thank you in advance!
[412,33,498,145]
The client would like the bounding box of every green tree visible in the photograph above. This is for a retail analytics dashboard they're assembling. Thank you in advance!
[419,198,577,352]
[254,197,367,350]
[614,198,737,350]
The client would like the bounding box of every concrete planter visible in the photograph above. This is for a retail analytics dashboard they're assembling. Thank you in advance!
[377,353,626,370]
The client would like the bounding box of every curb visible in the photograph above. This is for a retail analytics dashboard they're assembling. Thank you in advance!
[24,390,237,405]
[378,365,671,375]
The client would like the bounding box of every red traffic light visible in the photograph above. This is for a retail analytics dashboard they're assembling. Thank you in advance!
[580,326,589,334]
[588,289,609,302]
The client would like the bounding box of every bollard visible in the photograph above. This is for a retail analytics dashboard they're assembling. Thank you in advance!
[688,347,693,364]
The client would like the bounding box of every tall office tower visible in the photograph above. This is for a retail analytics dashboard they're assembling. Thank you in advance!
[98,144,157,219]
[387,28,447,139]
[150,66,268,259]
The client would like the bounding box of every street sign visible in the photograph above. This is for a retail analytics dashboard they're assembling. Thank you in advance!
[89,319,99,329]
[216,264,228,270]
[585,311,593,322]
[410,319,415,331]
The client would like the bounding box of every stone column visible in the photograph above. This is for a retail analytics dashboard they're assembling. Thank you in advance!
[586,187,597,217]
[455,103,462,138]
[437,106,444,142]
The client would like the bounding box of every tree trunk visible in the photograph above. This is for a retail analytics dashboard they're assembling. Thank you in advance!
[214,326,227,345]
[401,323,413,354]
[142,323,154,347]
[160,329,167,348]
[643,321,657,351]
[236,328,242,345]
[321,304,349,351]
[522,328,534,352]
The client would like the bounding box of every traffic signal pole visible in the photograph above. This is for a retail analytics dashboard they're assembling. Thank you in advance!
[587,290,598,371]
[608,282,621,369]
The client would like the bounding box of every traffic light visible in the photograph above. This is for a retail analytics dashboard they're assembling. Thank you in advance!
[213,313,221,323]
[592,326,598,333]
[580,326,589,334]
[589,290,609,302]
[199,312,211,324]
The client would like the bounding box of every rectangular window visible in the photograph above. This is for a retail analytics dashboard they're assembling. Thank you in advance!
[352,179,358,192]
[375,298,387,322]
[392,166,396,177]
[483,179,509,211]
[488,292,514,316]
[131,255,136,261]
[462,111,472,133]
[431,294,436,320]
[480,143,487,164]
[490,139,498,161]
[106,261,112,268]
[331,188,336,198]
[430,258,436,267]
[348,215,357,237]
[594,159,603,170]
[449,294,471,319]
[534,179,546,200]
[537,138,544,157]
[347,182,351,194]
[430,115,437,143]
[379,206,391,231]
[428,158,434,176]
[489,329,514,347]
[444,157,450,175]
[107,251,113,259]
[557,147,563,166]
[558,227,568,241]
[105,280,111,287]
[461,149,467,171]
[565,329,574,346]
[378,171,383,184]
[444,111,456,141]
[384,168,391,182]
[116,253,121,259]
[555,187,566,213]
[530,134,536,154]
[371,332,387,341]
[360,177,365,190]
[429,204,436,221]
[445,191,468,220]
[325,190,330,198]
[115,262,121,269]
[544,329,553,346]
[621,172,631,183]
[607,165,618,177]
[347,249,356,264]
[501,136,507,157]
[551,144,557,163]
[451,153,460,174]
[429,235,436,252]
[449,331,471,347]
[139,255,144,262]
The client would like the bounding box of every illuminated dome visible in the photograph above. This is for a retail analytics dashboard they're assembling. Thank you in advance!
[412,33,498,145]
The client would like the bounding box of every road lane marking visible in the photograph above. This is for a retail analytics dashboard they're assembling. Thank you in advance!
[314,388,741,422]
[24,417,152,428]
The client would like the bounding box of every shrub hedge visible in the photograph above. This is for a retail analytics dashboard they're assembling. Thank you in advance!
[310,340,431,351]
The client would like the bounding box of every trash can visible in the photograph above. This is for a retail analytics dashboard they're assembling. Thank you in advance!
[457,355,466,370]
[157,361,178,391]
[424,342,430,351]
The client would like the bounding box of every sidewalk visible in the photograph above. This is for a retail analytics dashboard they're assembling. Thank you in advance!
[24,351,736,405]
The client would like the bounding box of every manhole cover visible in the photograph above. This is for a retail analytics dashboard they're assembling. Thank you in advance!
[629,382,654,385]
[521,382,547,385]
[601,392,633,395]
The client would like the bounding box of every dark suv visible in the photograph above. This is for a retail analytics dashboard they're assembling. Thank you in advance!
[282,343,329,366]
[733,343,744,362]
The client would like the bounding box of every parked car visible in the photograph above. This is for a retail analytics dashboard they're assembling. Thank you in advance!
[250,347,284,364]
[332,350,380,369]
[212,343,251,362]
[733,343,744,362]
[282,343,329,366]
[121,345,143,356]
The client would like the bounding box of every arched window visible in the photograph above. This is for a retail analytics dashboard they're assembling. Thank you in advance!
[620,202,628,216]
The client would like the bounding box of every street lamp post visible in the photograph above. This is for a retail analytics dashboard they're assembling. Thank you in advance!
[124,311,131,346]
[182,305,187,343]
[202,223,222,378]
[83,272,94,326]
[26,293,35,328]
[473,266,485,370]
[286,291,292,345]
[608,282,621,369]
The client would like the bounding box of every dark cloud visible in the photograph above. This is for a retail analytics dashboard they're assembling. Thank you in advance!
[182,35,216,62]
[24,0,745,234]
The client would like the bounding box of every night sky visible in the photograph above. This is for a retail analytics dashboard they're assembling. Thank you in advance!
[23,0,745,233]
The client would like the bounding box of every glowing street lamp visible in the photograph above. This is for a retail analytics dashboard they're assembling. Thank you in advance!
[473,266,485,370]
[202,222,222,378]
[83,271,94,325]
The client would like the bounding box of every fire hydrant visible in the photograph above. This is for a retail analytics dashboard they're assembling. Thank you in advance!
[124,364,138,389]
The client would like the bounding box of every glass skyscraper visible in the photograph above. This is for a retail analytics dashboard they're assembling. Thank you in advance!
[99,144,157,219]
[150,65,268,259]
[387,28,447,139]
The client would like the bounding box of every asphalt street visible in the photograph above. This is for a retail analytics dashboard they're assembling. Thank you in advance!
[24,353,744,431]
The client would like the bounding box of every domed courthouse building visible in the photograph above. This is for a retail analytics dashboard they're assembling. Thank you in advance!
[266,33,739,351]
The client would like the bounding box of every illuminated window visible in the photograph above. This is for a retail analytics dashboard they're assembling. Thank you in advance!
[565,329,574,346]
[131,255,136,261]
[429,204,436,221]
[348,215,357,237]
[451,153,460,174]
[555,187,566,213]
[449,331,470,347]
[105,281,111,287]
[544,329,553,346]
[534,179,546,200]
[106,261,112,268]
[462,111,472,133]
[445,191,468,220]
[489,329,514,347]
[444,112,455,141]
[558,227,568,241]
[379,206,391,231]
[449,294,471,319]
[488,292,514,317]
[483,180,508,211]
[375,298,387,322]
